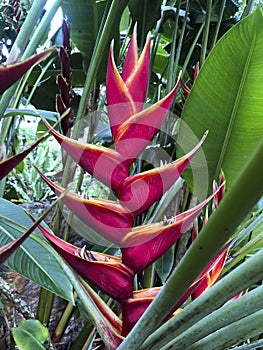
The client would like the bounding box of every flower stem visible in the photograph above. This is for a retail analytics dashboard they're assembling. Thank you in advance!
[118,138,263,349]
[200,0,212,67]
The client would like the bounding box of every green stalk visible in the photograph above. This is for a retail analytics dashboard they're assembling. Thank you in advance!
[73,0,126,128]
[6,0,48,63]
[0,0,62,197]
[173,0,189,84]
[36,288,54,326]
[231,339,263,350]
[0,0,48,134]
[52,292,77,342]
[117,138,263,349]
[159,285,263,350]
[200,0,212,67]
[211,0,226,48]
[181,22,205,76]
[187,309,263,350]
[241,0,256,19]
[223,233,263,273]
[142,264,155,289]
[166,0,181,93]
[61,0,126,188]
[141,248,263,350]
[37,239,122,349]
[22,0,62,59]
[25,58,56,107]
[69,323,95,350]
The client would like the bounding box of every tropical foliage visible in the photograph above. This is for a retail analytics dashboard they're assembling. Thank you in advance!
[0,1,262,349]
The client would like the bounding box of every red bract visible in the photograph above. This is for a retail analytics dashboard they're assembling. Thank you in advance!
[191,245,229,299]
[38,224,134,302]
[38,27,224,343]
[121,187,221,273]
[43,123,130,191]
[56,20,74,135]
[0,49,54,94]
[37,171,134,245]
[118,132,207,216]
[0,220,40,265]
[122,242,229,335]
[106,31,151,141]
[0,132,49,180]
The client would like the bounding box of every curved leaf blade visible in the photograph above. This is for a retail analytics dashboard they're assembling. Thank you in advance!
[178,8,263,192]
[0,199,74,302]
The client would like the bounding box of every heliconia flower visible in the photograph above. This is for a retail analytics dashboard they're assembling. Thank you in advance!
[46,28,179,187]
[44,122,130,192]
[82,279,123,334]
[112,81,179,160]
[0,49,54,94]
[56,20,74,135]
[212,170,225,211]
[191,244,230,299]
[106,29,151,141]
[80,279,124,350]
[37,224,134,302]
[121,245,229,336]
[37,170,134,245]
[0,134,46,180]
[121,288,160,336]
[191,176,227,299]
[118,132,207,216]
[121,185,223,272]
[223,290,247,306]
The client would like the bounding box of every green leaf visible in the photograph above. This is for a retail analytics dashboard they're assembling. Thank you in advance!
[62,0,98,70]
[129,0,162,46]
[0,198,74,302]
[154,247,174,283]
[62,0,128,80]
[152,44,169,78]
[12,319,48,350]
[178,8,263,194]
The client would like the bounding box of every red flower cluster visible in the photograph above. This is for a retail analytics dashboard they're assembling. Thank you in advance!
[38,31,228,345]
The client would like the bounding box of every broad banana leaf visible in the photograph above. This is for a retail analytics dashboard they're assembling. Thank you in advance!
[178,8,263,196]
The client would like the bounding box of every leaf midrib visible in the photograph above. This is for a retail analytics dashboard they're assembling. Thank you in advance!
[215,34,256,178]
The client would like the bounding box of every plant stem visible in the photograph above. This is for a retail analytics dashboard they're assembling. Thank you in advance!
[61,0,126,188]
[142,264,155,288]
[69,323,95,350]
[0,0,49,137]
[22,0,62,59]
[200,0,212,67]
[37,287,54,326]
[187,309,263,350]
[52,292,77,342]
[181,22,205,76]
[0,0,62,197]
[117,138,263,349]
[166,0,181,93]
[157,285,263,349]
[241,0,256,19]
[211,0,226,48]
[173,0,189,84]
